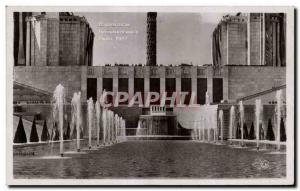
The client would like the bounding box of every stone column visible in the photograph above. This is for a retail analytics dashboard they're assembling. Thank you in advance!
[262,13,265,66]
[81,66,87,101]
[159,77,165,106]
[25,19,31,66]
[97,77,103,100]
[175,66,181,94]
[191,66,197,104]
[17,13,25,66]
[30,20,35,66]
[223,67,229,101]
[207,66,213,103]
[97,67,103,101]
[128,68,134,101]
[160,77,165,95]
[144,67,150,103]
[176,78,181,92]
[40,18,48,66]
[176,77,181,104]
[272,22,276,66]
[247,13,251,66]
[113,67,119,103]
[160,67,166,95]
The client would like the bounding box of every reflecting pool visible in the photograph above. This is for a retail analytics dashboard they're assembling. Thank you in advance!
[13,140,286,179]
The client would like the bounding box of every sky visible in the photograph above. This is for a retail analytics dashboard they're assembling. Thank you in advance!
[78,12,225,66]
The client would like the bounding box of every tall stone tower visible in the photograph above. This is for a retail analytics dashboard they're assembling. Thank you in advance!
[13,12,94,67]
[146,12,157,66]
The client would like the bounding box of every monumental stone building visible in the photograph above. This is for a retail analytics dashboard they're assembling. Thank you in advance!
[13,12,94,67]
[13,12,286,138]
[212,13,286,67]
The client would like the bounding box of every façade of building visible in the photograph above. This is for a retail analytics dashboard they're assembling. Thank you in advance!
[13,12,94,67]
[13,12,286,138]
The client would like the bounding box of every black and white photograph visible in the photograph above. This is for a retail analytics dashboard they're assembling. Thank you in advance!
[6,6,295,186]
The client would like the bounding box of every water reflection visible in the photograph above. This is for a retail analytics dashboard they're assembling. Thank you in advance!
[14,140,286,179]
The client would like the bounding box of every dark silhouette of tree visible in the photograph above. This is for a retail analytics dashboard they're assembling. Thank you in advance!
[50,122,54,140]
[249,122,255,140]
[54,129,60,140]
[259,123,264,140]
[41,120,49,141]
[54,128,60,141]
[266,119,275,140]
[72,125,77,139]
[51,122,60,141]
[64,122,70,140]
[236,123,241,139]
[67,122,70,139]
[243,123,248,139]
[29,117,39,142]
[14,116,27,143]
[80,127,84,139]
[280,118,286,141]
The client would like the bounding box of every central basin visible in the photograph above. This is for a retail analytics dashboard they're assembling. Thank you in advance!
[13,140,286,179]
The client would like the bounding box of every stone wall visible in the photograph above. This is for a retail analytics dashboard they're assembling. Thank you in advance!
[214,13,286,67]
[221,22,228,66]
[14,65,286,104]
[14,66,83,99]
[250,14,262,65]
[226,66,286,100]
[59,18,81,66]
[47,18,59,66]
[22,13,94,67]
[228,21,248,66]
[30,18,48,66]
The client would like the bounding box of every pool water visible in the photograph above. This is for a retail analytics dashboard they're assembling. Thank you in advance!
[13,140,286,179]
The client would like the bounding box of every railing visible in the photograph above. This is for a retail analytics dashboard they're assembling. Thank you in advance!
[228,139,286,145]
[150,105,166,115]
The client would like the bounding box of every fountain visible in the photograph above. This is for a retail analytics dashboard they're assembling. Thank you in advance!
[219,110,224,141]
[110,110,115,143]
[106,110,110,144]
[276,90,282,150]
[136,120,143,136]
[197,122,201,141]
[102,108,107,145]
[192,122,197,140]
[114,114,119,142]
[197,120,201,141]
[108,110,112,144]
[172,92,218,143]
[109,111,113,143]
[255,99,262,150]
[119,117,126,141]
[207,124,211,142]
[109,110,114,144]
[205,91,210,105]
[87,97,94,149]
[229,106,235,143]
[53,84,65,157]
[206,91,211,142]
[202,123,205,141]
[71,92,82,152]
[110,111,113,143]
[95,100,101,147]
[122,118,126,137]
[119,116,126,141]
[114,114,118,142]
[239,101,244,147]
[213,126,217,142]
